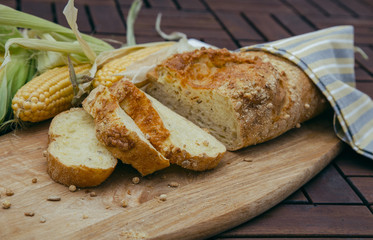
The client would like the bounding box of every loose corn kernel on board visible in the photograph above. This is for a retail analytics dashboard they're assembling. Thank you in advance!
[0,113,342,240]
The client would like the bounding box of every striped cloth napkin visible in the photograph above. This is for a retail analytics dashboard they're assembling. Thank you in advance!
[241,25,373,160]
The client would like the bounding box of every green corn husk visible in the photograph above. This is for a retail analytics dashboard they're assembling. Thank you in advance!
[0,48,36,133]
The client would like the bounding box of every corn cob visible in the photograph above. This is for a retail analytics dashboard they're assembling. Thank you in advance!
[11,64,91,122]
[11,43,174,123]
[93,42,174,87]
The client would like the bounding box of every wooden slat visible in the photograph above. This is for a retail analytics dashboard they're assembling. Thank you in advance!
[282,189,309,203]
[89,3,125,34]
[338,0,373,17]
[273,12,315,35]
[116,0,134,7]
[349,177,373,204]
[1,0,16,8]
[312,0,353,16]
[215,11,263,41]
[124,9,221,30]
[177,0,206,10]
[335,149,373,176]
[284,0,325,16]
[218,205,373,237]
[243,13,291,41]
[356,82,373,98]
[355,67,373,82]
[20,1,53,21]
[205,0,291,13]
[303,165,362,203]
[148,0,176,9]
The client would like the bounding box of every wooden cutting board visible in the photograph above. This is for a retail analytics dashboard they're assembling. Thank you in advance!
[0,113,343,240]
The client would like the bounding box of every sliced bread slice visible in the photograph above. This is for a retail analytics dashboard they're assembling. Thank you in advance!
[82,85,169,176]
[46,108,117,187]
[110,80,226,171]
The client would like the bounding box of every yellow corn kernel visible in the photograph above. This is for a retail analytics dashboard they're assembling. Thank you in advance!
[93,42,175,88]
[12,64,91,122]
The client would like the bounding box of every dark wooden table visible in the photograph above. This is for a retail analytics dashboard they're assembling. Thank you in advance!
[2,0,373,238]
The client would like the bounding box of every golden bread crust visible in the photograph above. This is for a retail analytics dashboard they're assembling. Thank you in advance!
[110,80,170,148]
[83,86,169,176]
[46,151,115,187]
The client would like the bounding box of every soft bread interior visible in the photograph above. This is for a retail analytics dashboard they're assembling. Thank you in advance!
[146,80,240,150]
[48,109,117,169]
[147,94,226,158]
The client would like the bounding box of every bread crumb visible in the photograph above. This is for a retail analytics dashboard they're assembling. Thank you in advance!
[5,189,14,196]
[24,211,35,217]
[69,185,77,192]
[2,200,11,209]
[181,160,190,168]
[42,150,48,157]
[127,190,132,195]
[144,133,150,140]
[132,177,140,184]
[267,103,273,109]
[82,214,88,219]
[39,216,46,223]
[89,192,97,197]
[168,182,180,188]
[203,140,209,147]
[202,128,210,133]
[296,123,301,128]
[159,194,167,201]
[32,178,37,183]
[47,196,61,201]
[234,101,242,110]
[304,103,310,109]
[283,114,290,119]
[243,158,253,162]
[105,206,111,209]
[121,200,127,208]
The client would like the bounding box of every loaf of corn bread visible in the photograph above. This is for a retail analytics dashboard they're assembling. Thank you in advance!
[146,48,328,151]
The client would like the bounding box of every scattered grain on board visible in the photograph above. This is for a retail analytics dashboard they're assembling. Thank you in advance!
[82,214,89,219]
[90,192,97,197]
[32,178,38,183]
[24,211,35,217]
[168,182,180,188]
[2,200,11,209]
[69,185,77,192]
[132,177,140,184]
[243,158,253,162]
[121,200,127,208]
[296,123,301,128]
[5,189,14,196]
[40,216,47,223]
[159,194,167,201]
[47,195,61,201]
